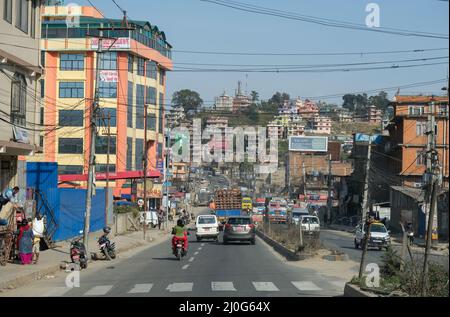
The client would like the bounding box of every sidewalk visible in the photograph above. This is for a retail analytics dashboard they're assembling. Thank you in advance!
[0,227,172,292]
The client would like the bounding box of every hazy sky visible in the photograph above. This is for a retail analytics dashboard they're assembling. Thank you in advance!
[76,0,449,105]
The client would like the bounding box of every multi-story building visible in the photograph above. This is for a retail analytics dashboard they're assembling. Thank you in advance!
[335,108,353,123]
[232,81,251,113]
[0,0,43,193]
[298,99,319,119]
[287,121,305,137]
[32,5,173,197]
[166,106,185,128]
[385,95,449,188]
[368,105,382,125]
[214,92,233,112]
[206,117,228,129]
[309,116,332,135]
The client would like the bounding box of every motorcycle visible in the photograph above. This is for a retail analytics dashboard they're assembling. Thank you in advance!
[70,235,88,269]
[98,235,116,261]
[173,237,187,261]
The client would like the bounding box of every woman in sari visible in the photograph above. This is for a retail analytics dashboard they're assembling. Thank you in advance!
[16,219,34,265]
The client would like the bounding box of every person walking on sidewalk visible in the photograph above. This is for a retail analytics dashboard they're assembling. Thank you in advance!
[32,213,45,264]
[158,209,164,230]
[16,219,34,265]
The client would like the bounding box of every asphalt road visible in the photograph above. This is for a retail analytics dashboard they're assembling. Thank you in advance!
[2,208,347,297]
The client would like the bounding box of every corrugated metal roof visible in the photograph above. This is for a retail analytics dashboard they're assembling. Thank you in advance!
[390,186,425,202]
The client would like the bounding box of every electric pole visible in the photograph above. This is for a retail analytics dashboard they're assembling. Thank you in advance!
[359,135,372,278]
[143,103,148,240]
[105,112,111,227]
[327,154,332,226]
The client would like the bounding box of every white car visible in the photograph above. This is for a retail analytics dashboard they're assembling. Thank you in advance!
[195,215,219,242]
[299,216,320,234]
[354,221,391,250]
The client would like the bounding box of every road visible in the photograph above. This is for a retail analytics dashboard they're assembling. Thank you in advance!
[1,208,347,297]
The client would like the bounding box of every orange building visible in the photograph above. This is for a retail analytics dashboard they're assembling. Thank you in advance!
[29,5,173,197]
[386,95,449,188]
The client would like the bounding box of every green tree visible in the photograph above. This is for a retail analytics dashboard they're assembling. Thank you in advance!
[250,90,259,103]
[368,91,390,111]
[172,89,203,116]
[269,92,290,106]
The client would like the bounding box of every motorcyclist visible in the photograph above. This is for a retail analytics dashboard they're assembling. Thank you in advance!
[171,219,188,254]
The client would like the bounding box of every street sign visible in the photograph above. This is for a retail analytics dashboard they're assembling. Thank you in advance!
[163,181,172,187]
[137,199,144,207]
[289,136,328,152]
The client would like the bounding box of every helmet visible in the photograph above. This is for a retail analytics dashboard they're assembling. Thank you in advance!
[177,219,183,226]
[103,226,111,234]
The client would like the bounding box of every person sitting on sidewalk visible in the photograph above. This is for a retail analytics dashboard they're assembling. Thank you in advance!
[16,219,34,265]
[32,213,45,264]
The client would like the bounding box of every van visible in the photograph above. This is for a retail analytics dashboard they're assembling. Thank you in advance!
[195,215,219,242]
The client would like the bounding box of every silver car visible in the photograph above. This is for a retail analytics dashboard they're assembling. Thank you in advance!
[223,216,256,245]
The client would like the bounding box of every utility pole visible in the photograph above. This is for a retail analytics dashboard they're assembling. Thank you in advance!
[105,112,112,227]
[327,154,332,226]
[143,103,148,240]
[358,136,372,278]
[302,161,306,197]
[164,127,170,229]
[421,100,439,296]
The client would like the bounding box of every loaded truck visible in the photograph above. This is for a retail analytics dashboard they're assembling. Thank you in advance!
[267,197,288,224]
[212,188,243,223]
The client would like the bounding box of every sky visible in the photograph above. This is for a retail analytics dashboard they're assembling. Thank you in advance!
[75,0,449,106]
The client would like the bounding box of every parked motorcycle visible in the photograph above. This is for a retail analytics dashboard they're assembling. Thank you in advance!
[70,232,88,269]
[98,227,115,261]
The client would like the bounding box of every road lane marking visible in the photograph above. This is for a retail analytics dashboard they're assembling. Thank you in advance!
[84,285,113,296]
[194,251,199,255]
[182,264,190,269]
[291,281,322,291]
[188,257,195,262]
[197,247,202,250]
[211,282,236,291]
[201,243,205,246]
[42,287,73,297]
[127,284,153,294]
[166,283,193,292]
[252,282,279,292]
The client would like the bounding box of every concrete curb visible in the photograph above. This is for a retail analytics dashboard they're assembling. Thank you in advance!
[343,283,378,297]
[0,231,168,292]
[256,230,309,261]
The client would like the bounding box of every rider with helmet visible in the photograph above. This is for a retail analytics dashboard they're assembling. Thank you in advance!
[171,219,188,254]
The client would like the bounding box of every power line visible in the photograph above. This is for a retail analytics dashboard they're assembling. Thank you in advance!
[201,0,449,40]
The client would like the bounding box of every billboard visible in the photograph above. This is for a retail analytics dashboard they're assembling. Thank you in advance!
[91,37,131,50]
[354,134,382,144]
[289,136,328,152]
[99,70,118,82]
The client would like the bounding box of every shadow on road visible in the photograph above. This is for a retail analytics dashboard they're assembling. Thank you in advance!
[152,257,182,261]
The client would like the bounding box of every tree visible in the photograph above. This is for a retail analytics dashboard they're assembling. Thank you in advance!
[250,90,259,103]
[172,89,203,116]
[342,94,356,111]
[269,92,290,106]
[368,91,390,111]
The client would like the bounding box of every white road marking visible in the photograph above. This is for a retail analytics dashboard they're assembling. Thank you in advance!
[42,287,73,297]
[201,243,205,246]
[194,251,199,255]
[166,283,193,292]
[291,281,322,291]
[198,247,202,250]
[211,282,236,291]
[188,257,195,262]
[252,282,279,292]
[182,264,190,269]
[84,285,113,296]
[330,281,346,289]
[127,283,154,294]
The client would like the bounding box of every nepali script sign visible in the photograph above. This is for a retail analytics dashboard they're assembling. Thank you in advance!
[288,136,328,152]
[91,37,131,50]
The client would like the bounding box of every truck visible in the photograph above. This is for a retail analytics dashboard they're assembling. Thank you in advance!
[194,190,213,207]
[212,188,243,223]
[241,196,253,211]
[251,198,266,224]
[267,197,288,224]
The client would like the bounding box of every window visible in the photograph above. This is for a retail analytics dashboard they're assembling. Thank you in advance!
[416,151,426,166]
[147,113,156,130]
[99,52,117,70]
[3,0,12,23]
[15,0,28,33]
[137,57,145,76]
[40,79,45,98]
[58,110,83,127]
[146,61,157,79]
[158,93,164,133]
[40,107,44,126]
[136,84,145,129]
[128,54,134,73]
[95,164,116,173]
[159,68,165,85]
[135,138,144,170]
[60,53,84,71]
[96,108,117,127]
[59,82,84,98]
[157,143,163,158]
[408,106,424,116]
[126,137,133,171]
[146,86,156,105]
[30,0,36,38]
[98,81,117,98]
[41,51,45,67]
[11,73,27,126]
[95,136,116,154]
[58,138,83,154]
[127,82,134,128]
[416,121,427,136]
[39,135,44,148]
[58,165,83,175]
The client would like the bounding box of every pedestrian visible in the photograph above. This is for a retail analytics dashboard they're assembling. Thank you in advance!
[0,186,20,212]
[158,210,164,230]
[32,213,45,264]
[16,219,34,265]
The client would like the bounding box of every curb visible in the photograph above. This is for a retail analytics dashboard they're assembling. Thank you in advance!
[343,283,378,297]
[256,230,306,261]
[0,232,168,292]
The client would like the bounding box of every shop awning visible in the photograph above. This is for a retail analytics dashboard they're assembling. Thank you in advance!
[58,170,161,182]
